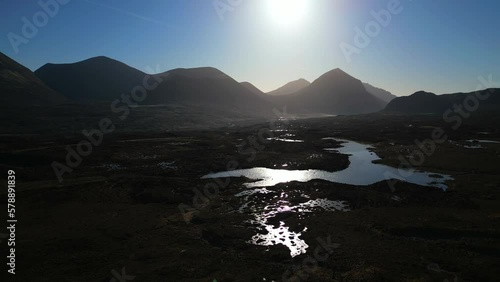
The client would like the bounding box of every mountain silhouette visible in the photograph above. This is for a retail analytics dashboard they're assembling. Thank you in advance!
[240,81,265,96]
[0,52,66,107]
[33,57,401,114]
[277,68,387,115]
[363,83,396,103]
[385,89,500,113]
[35,57,270,111]
[35,56,147,102]
[267,78,310,96]
[143,68,271,110]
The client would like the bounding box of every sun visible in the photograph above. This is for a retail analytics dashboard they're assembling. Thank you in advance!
[267,0,309,28]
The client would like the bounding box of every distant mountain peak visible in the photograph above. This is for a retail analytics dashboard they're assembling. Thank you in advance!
[328,68,348,75]
[317,68,357,82]
[385,89,500,114]
[34,56,270,109]
[85,55,113,61]
[412,90,436,96]
[267,78,311,96]
[81,56,127,65]
[240,81,264,96]
[274,68,387,115]
[171,66,219,72]
[70,56,119,65]
[37,56,138,73]
[34,56,147,102]
[165,67,229,79]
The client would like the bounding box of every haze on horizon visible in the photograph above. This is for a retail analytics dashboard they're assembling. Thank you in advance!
[1,0,499,96]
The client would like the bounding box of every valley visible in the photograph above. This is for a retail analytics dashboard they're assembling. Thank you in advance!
[2,112,500,281]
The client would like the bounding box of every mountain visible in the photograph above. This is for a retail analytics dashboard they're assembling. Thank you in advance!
[267,78,310,96]
[143,68,271,110]
[240,81,265,96]
[278,68,386,115]
[35,57,271,111]
[33,57,396,114]
[0,52,66,107]
[363,83,396,103]
[384,91,444,113]
[35,56,147,102]
[385,89,500,113]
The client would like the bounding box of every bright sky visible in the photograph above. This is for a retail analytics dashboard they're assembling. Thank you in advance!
[1,0,499,95]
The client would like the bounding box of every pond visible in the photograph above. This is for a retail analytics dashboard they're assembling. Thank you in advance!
[202,138,454,257]
[203,139,453,190]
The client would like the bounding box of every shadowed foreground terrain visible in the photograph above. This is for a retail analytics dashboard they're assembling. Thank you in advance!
[1,112,500,281]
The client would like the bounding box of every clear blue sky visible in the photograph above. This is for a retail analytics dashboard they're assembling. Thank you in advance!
[1,0,499,95]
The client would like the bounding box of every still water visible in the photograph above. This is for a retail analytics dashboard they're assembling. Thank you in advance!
[203,139,453,190]
[202,138,453,257]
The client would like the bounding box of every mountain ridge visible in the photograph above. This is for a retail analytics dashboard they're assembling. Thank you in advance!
[35,56,271,111]
[31,56,409,115]
[0,51,66,107]
[384,89,500,113]
[35,56,147,102]
[273,68,387,115]
[240,81,265,96]
[363,83,397,103]
[267,78,310,96]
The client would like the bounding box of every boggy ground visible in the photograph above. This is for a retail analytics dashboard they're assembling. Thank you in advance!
[1,112,500,281]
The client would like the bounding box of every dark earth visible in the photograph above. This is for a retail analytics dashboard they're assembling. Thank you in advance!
[1,111,500,281]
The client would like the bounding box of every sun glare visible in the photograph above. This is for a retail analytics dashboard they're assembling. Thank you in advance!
[267,0,309,28]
